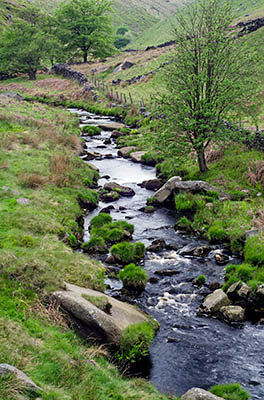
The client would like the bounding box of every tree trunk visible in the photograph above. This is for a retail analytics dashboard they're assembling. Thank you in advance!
[83,51,88,63]
[197,148,208,173]
[28,69,36,80]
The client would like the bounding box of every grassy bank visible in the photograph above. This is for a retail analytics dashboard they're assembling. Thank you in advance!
[0,92,181,399]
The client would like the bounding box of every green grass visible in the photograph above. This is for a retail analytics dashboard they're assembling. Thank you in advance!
[118,263,147,291]
[110,242,145,265]
[0,96,104,293]
[210,383,250,400]
[0,277,176,400]
[116,322,155,365]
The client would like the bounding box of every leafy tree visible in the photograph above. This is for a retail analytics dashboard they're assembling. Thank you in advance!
[55,0,115,63]
[0,7,61,80]
[155,0,256,172]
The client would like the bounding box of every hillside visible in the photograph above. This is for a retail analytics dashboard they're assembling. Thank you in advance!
[0,0,185,38]
[132,0,264,47]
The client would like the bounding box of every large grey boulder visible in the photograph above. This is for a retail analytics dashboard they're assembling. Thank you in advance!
[220,305,245,322]
[0,364,41,392]
[150,176,182,203]
[53,283,150,346]
[181,388,224,400]
[150,178,229,204]
[201,289,231,314]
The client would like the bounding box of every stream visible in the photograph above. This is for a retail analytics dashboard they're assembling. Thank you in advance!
[69,108,264,399]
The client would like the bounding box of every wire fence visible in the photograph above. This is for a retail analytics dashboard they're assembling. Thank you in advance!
[92,77,146,108]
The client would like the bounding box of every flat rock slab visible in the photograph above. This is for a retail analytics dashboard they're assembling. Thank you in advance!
[99,122,126,131]
[130,151,146,163]
[181,387,224,400]
[53,283,149,346]
[0,364,41,392]
[117,146,137,158]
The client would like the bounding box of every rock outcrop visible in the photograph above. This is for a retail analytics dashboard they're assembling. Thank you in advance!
[150,177,229,205]
[53,283,150,346]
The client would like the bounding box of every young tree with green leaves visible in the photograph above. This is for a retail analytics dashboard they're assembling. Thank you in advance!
[0,7,62,80]
[55,0,115,63]
[156,0,256,173]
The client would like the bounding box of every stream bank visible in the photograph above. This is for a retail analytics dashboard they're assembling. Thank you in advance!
[70,108,264,400]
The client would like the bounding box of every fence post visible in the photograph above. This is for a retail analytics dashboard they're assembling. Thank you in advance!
[129,92,133,104]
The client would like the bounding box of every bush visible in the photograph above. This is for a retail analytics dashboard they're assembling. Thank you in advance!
[82,237,108,254]
[118,263,147,291]
[208,221,228,243]
[110,242,145,265]
[82,125,101,136]
[90,213,112,229]
[244,235,264,266]
[210,383,250,400]
[117,322,155,364]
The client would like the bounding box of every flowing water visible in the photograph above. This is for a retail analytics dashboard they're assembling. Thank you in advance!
[69,108,264,399]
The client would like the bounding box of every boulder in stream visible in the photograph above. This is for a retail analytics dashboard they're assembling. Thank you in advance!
[104,182,135,197]
[99,122,126,131]
[139,178,163,191]
[181,387,224,400]
[117,146,137,158]
[130,151,146,163]
[201,289,231,314]
[53,283,150,346]
[220,305,245,322]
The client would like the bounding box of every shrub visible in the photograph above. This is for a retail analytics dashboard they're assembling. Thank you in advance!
[174,193,205,211]
[19,235,35,248]
[110,242,145,265]
[82,125,101,136]
[117,322,155,364]
[90,213,112,229]
[118,263,147,291]
[82,294,112,314]
[244,235,264,266]
[82,237,108,254]
[210,383,250,400]
[208,221,228,243]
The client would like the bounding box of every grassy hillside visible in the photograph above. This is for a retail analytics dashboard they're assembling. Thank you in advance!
[0,0,28,26]
[132,0,264,47]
